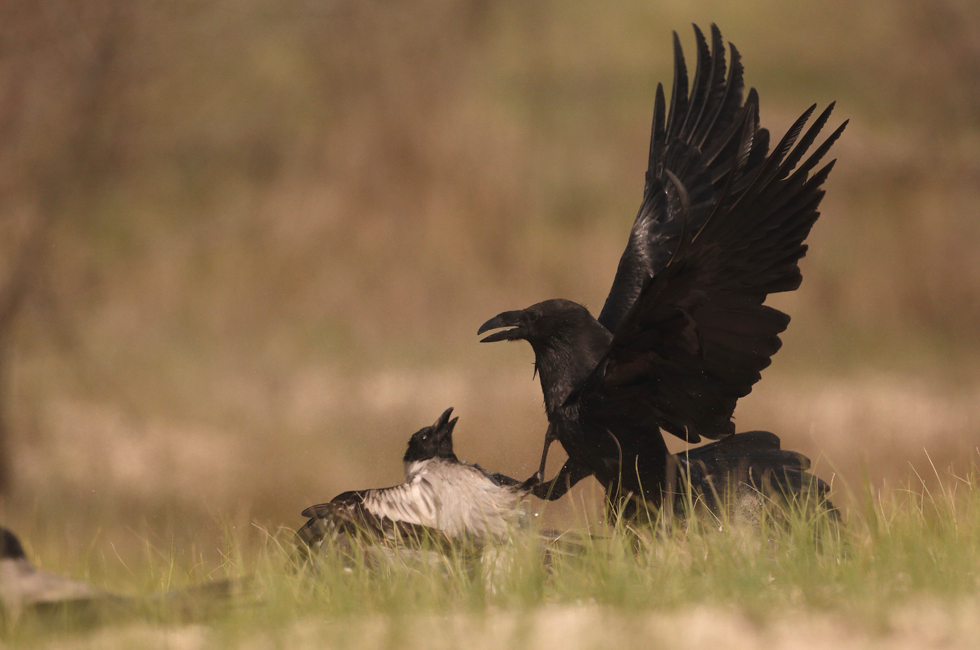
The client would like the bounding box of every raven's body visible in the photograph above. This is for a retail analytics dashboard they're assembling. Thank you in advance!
[296,408,528,562]
[479,25,843,519]
[522,302,672,511]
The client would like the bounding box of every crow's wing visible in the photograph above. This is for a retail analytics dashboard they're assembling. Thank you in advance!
[574,96,847,443]
[296,464,527,557]
[297,476,442,549]
[598,24,770,334]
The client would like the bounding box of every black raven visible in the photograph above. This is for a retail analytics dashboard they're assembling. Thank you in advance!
[478,24,844,520]
[296,408,529,562]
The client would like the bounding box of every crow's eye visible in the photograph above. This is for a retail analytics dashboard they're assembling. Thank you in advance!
[421,435,428,441]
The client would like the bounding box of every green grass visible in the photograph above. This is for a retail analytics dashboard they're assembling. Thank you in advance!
[5,466,980,648]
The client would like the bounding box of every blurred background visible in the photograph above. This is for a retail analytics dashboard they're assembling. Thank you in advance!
[0,0,979,571]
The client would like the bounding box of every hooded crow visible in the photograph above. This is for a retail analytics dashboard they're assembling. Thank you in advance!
[0,527,245,624]
[296,408,529,563]
[478,24,843,520]
[0,527,109,619]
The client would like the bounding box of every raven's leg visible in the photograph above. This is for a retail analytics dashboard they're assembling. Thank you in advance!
[528,458,593,501]
[533,423,559,483]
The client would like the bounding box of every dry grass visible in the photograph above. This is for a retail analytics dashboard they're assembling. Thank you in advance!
[5,465,980,649]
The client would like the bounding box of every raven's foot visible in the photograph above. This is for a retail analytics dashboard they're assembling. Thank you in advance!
[519,473,541,492]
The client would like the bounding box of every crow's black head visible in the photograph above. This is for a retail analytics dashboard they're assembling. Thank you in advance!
[403,407,459,464]
[0,527,26,560]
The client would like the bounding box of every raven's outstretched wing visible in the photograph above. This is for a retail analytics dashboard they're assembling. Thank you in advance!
[575,92,847,443]
[598,24,770,334]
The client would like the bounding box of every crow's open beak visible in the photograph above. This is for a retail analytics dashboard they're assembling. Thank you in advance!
[478,310,526,343]
[439,416,458,442]
[432,407,455,430]
[435,408,458,432]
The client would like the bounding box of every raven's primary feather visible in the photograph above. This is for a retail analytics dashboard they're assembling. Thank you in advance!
[478,24,842,520]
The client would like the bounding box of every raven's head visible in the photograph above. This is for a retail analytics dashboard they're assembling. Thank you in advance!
[403,407,459,464]
[478,299,612,412]
[478,299,609,352]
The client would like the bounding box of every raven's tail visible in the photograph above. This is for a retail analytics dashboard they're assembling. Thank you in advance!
[670,430,838,524]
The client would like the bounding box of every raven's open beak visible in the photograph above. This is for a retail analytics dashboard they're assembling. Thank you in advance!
[478,310,526,342]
